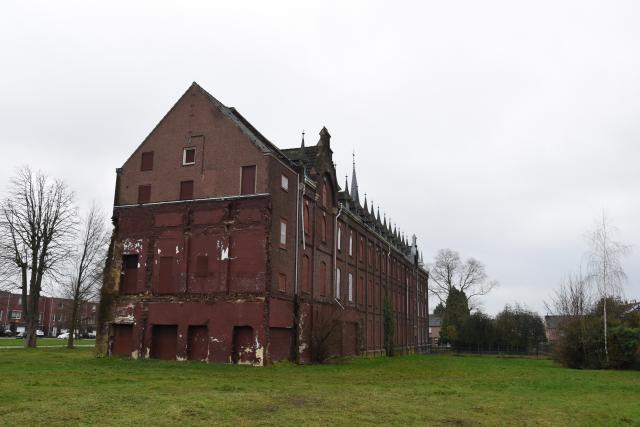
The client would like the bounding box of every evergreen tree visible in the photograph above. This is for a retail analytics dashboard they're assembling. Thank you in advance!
[440,288,470,345]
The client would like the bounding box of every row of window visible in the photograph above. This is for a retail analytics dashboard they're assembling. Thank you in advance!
[137,165,258,204]
[140,148,196,172]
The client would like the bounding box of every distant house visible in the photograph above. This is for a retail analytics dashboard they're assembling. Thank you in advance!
[429,314,442,344]
[544,315,563,343]
[0,291,97,337]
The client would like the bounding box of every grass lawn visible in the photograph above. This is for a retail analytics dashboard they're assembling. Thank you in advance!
[0,350,638,426]
[0,338,95,347]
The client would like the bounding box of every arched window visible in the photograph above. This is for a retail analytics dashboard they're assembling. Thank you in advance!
[320,261,327,296]
[321,214,327,243]
[322,181,328,208]
[304,202,311,235]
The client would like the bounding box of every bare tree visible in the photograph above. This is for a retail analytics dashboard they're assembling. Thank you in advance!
[0,167,76,347]
[63,204,109,348]
[545,271,593,318]
[585,212,631,364]
[429,248,497,309]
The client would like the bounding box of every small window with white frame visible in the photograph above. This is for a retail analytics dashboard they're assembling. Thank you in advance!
[280,218,287,248]
[349,231,353,256]
[336,267,341,299]
[281,174,289,191]
[182,147,196,166]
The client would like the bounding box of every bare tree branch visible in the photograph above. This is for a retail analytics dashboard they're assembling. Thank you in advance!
[428,248,498,309]
[0,166,77,347]
[61,203,109,348]
[585,212,631,365]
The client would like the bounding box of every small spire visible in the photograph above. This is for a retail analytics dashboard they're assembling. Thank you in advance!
[376,206,381,222]
[383,213,387,228]
[370,200,375,216]
[344,174,349,196]
[363,193,368,212]
[350,150,360,205]
[301,130,305,148]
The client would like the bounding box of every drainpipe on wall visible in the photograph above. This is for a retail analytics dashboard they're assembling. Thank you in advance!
[333,203,344,309]
[294,170,301,295]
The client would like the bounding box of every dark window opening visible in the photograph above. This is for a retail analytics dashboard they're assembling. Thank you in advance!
[121,254,139,294]
[304,203,311,235]
[141,151,154,171]
[195,255,208,277]
[138,185,151,204]
[180,180,194,200]
[241,165,256,195]
[278,273,287,292]
[183,147,196,165]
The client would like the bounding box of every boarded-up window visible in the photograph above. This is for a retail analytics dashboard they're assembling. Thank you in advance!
[358,276,364,305]
[359,237,364,262]
[151,325,178,360]
[279,218,287,248]
[322,179,328,207]
[187,325,208,361]
[138,185,151,204]
[157,256,174,294]
[278,273,287,292]
[321,215,327,242]
[195,255,208,277]
[302,255,310,293]
[319,261,327,296]
[183,147,196,165]
[304,203,310,235]
[141,151,154,171]
[241,165,256,195]
[121,255,138,294]
[180,180,194,200]
[112,324,134,356]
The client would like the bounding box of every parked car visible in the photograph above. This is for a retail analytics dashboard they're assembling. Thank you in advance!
[57,332,70,339]
[15,330,45,338]
[2,329,14,337]
[88,331,96,338]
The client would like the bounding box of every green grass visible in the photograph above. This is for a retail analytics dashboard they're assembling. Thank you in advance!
[0,350,638,426]
[0,338,95,347]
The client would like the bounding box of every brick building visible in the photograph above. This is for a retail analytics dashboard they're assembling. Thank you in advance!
[0,291,97,337]
[97,82,429,364]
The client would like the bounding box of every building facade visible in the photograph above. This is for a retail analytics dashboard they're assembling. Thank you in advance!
[97,82,429,364]
[0,291,97,337]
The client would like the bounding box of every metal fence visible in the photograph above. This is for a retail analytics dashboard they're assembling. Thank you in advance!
[426,343,552,358]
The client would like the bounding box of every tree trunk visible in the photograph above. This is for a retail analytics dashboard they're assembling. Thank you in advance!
[25,293,39,348]
[603,297,609,365]
[68,295,80,349]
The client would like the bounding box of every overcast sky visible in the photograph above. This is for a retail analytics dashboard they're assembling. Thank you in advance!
[1,1,638,314]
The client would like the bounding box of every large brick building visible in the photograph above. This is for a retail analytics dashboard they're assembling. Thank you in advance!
[97,82,429,364]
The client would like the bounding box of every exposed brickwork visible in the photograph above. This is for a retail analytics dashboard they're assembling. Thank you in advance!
[98,82,429,365]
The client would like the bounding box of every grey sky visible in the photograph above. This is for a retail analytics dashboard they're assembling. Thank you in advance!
[1,1,638,314]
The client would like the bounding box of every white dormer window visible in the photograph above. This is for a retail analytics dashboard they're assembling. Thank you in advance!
[182,147,196,165]
[281,174,289,191]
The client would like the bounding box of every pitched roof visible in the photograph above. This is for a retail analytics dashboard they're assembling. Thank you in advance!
[429,314,442,327]
[281,146,320,171]
[194,83,291,164]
